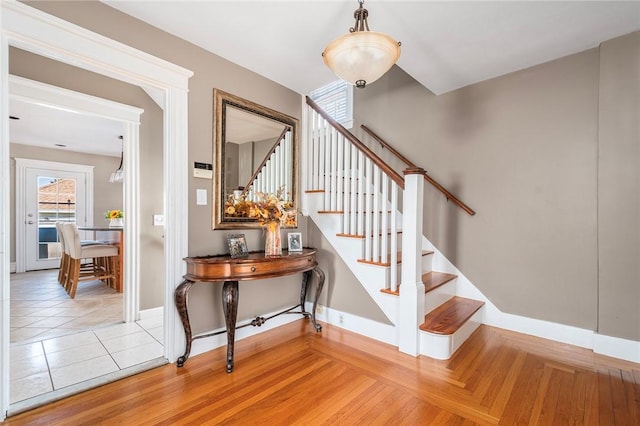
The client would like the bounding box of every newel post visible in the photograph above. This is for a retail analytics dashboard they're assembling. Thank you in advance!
[398,167,426,356]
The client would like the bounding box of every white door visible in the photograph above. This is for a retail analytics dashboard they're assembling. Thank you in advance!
[25,168,89,271]
[16,159,94,272]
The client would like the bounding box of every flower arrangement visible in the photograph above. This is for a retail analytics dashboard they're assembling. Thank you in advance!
[105,209,124,219]
[224,187,296,227]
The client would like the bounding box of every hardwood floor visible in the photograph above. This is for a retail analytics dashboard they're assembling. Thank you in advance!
[6,320,639,425]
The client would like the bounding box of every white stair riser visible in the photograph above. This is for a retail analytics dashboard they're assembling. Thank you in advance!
[425,279,457,314]
[392,253,433,285]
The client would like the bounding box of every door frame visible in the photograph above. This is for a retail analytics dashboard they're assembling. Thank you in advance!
[1,1,193,418]
[15,158,94,272]
[11,76,143,323]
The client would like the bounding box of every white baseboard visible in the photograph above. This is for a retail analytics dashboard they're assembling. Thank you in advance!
[594,333,640,363]
[139,306,164,320]
[312,302,640,364]
[10,262,16,273]
[482,304,640,363]
[310,303,398,346]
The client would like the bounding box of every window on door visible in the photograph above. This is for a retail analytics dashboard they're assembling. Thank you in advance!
[15,158,94,272]
[36,177,77,260]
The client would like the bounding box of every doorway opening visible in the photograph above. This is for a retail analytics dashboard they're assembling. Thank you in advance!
[1,2,193,419]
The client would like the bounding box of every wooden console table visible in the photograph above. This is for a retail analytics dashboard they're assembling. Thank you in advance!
[175,248,324,372]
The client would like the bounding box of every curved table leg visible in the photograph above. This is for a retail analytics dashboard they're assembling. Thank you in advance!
[222,280,239,373]
[300,270,311,314]
[310,267,325,332]
[174,279,195,367]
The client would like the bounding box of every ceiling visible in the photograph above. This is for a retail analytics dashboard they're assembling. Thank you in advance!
[9,98,124,157]
[104,1,640,95]
[9,1,640,156]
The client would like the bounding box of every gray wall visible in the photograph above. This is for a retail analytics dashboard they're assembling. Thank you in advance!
[24,1,306,331]
[597,32,640,339]
[334,33,637,340]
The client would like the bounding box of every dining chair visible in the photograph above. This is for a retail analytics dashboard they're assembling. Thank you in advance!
[55,222,69,286]
[60,223,120,298]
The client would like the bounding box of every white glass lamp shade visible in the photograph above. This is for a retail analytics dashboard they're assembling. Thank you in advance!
[323,31,401,88]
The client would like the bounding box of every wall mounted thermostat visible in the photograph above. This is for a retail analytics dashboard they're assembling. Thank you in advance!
[194,162,213,179]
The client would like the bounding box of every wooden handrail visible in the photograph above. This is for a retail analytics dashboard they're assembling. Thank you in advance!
[361,125,476,216]
[306,96,405,189]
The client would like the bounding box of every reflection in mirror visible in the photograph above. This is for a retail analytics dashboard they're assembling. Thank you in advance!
[213,89,298,229]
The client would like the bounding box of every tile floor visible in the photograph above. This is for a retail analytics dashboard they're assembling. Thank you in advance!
[9,270,165,410]
[11,269,123,344]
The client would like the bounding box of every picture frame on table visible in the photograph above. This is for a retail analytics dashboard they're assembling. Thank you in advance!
[227,234,248,258]
[287,232,303,252]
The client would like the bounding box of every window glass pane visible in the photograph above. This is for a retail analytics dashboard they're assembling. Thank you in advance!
[310,80,353,129]
[37,176,76,260]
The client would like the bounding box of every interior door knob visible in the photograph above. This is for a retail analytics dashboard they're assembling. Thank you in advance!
[27,220,34,224]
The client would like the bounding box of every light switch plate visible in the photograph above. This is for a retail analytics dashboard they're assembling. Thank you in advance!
[196,189,208,205]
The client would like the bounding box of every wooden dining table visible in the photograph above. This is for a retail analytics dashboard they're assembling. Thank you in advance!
[77,226,124,292]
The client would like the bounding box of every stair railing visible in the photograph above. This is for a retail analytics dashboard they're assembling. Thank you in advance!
[307,96,416,293]
[306,96,427,354]
[360,125,476,216]
[242,127,293,201]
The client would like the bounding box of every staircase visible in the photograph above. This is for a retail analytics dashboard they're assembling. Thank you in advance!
[304,97,486,360]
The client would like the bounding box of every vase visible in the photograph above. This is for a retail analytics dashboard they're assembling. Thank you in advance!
[109,218,124,227]
[264,222,282,256]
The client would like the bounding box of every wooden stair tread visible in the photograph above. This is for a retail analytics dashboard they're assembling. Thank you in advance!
[422,271,457,293]
[419,297,484,335]
[381,271,456,296]
[358,250,433,267]
[337,230,402,239]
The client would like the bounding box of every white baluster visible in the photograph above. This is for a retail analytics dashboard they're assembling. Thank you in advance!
[381,175,389,266]
[311,110,319,190]
[330,128,337,211]
[364,157,372,261]
[372,164,380,262]
[390,183,398,292]
[357,151,365,236]
[342,137,351,234]
[336,133,344,216]
[350,144,357,235]
[323,120,331,211]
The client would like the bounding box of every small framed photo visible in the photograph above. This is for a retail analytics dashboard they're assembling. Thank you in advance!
[287,232,303,252]
[227,234,248,258]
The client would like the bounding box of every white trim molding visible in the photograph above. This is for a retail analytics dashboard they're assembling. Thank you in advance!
[1,0,193,418]
[594,334,640,363]
[9,75,144,123]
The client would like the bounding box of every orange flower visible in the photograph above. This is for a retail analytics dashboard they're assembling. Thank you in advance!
[223,187,297,227]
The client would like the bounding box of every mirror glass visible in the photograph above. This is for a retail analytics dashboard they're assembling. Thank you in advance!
[213,89,298,229]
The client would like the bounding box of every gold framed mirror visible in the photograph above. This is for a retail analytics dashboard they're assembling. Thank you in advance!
[213,89,299,229]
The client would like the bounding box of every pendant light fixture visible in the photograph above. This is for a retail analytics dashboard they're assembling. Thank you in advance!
[322,0,401,88]
[109,135,124,183]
